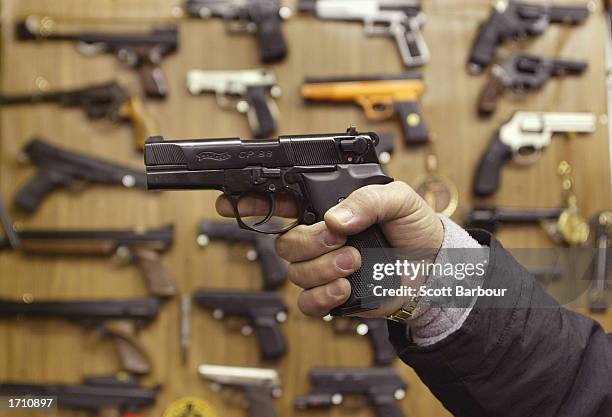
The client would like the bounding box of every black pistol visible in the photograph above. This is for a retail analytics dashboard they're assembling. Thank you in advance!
[193,289,288,360]
[0,374,158,415]
[14,138,147,214]
[296,367,408,417]
[145,127,398,316]
[197,220,287,289]
[16,17,178,98]
[0,297,160,375]
[184,0,288,63]
[0,82,158,151]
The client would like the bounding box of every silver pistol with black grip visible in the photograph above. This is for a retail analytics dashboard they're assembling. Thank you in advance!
[473,112,596,197]
[478,54,588,117]
[197,220,287,289]
[0,297,160,375]
[184,0,289,63]
[299,0,429,67]
[468,0,590,74]
[296,367,408,417]
[199,364,282,417]
[144,127,398,316]
[0,224,177,297]
[193,289,288,360]
[14,138,148,214]
[187,69,281,138]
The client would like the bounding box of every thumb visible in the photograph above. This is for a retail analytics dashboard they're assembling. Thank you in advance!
[323,181,442,249]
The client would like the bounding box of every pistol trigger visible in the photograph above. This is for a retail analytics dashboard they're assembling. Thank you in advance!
[253,194,276,227]
[513,148,542,165]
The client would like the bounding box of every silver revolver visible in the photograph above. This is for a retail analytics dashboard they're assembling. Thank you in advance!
[473,111,596,197]
[299,0,430,67]
[187,68,281,137]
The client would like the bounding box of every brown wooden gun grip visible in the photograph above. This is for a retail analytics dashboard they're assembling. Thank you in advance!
[104,320,151,375]
[132,247,177,297]
[120,97,159,151]
[478,75,505,117]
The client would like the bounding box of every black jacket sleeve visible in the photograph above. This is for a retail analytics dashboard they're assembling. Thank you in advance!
[388,231,612,417]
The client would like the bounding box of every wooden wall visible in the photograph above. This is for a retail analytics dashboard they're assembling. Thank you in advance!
[0,1,610,416]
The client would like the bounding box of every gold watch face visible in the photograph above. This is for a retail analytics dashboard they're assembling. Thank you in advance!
[163,397,218,417]
[414,175,459,217]
[557,210,590,246]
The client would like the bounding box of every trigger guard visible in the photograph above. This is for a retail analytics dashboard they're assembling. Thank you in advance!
[253,194,276,227]
[513,149,542,166]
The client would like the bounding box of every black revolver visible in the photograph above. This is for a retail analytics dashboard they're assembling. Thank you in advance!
[468,0,590,74]
[193,289,288,360]
[145,127,398,316]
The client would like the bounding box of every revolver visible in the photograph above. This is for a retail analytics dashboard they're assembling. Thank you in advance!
[300,0,429,67]
[187,69,281,138]
[468,0,590,74]
[0,82,158,151]
[184,0,290,63]
[478,54,588,116]
[473,112,596,197]
[145,127,398,316]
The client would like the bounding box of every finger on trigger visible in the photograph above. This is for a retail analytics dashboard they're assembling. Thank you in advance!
[275,222,346,263]
[287,246,361,289]
[297,279,351,317]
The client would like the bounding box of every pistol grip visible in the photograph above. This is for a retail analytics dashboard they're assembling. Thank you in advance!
[468,18,500,73]
[367,321,396,365]
[14,170,66,214]
[473,133,513,197]
[394,101,429,145]
[246,85,277,138]
[138,63,168,99]
[254,314,286,360]
[330,226,397,316]
[133,247,177,297]
[245,386,279,417]
[478,75,505,117]
[255,237,287,290]
[104,320,151,375]
[393,21,430,67]
[252,9,287,63]
[120,97,159,151]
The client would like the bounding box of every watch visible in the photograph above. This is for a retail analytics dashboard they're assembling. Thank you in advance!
[386,295,421,322]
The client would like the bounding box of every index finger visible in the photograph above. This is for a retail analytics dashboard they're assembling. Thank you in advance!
[215,193,300,218]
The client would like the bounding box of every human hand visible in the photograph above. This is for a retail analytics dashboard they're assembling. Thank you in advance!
[216,181,444,317]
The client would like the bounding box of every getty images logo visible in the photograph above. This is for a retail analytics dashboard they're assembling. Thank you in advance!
[195,151,232,162]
